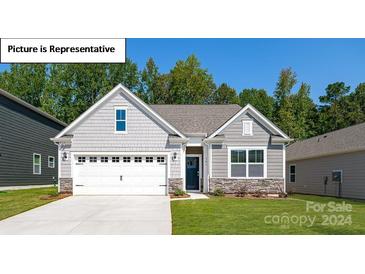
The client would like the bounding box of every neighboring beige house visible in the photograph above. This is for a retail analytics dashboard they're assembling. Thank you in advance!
[286,122,365,199]
[52,84,291,196]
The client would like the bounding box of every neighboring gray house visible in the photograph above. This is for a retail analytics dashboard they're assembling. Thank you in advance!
[52,84,291,195]
[0,89,66,186]
[286,122,365,199]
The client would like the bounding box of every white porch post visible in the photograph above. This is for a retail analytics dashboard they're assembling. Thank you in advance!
[181,144,186,191]
[203,143,209,193]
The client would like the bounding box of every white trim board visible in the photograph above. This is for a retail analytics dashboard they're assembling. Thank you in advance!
[207,104,290,140]
[55,84,186,139]
[33,153,42,175]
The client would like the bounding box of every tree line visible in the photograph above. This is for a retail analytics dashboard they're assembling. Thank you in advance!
[0,54,364,141]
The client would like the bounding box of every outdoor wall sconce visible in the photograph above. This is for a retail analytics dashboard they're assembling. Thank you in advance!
[172,152,177,161]
[62,152,68,161]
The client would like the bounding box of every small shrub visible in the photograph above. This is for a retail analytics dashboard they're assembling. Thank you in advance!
[252,189,267,198]
[235,185,248,197]
[278,192,288,198]
[276,183,287,198]
[174,188,186,196]
[212,188,225,196]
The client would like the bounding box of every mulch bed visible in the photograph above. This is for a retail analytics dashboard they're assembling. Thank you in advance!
[169,194,191,199]
[212,193,287,199]
[39,193,71,200]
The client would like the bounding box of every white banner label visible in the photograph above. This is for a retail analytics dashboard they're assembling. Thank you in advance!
[0,38,125,63]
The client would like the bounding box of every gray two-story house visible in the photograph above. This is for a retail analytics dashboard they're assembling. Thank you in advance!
[52,84,291,195]
[0,89,66,187]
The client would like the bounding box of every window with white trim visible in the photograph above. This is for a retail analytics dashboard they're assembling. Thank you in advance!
[231,150,246,177]
[134,157,142,163]
[33,153,41,175]
[229,148,265,178]
[101,157,108,163]
[248,150,264,177]
[289,165,296,183]
[48,156,55,168]
[242,120,253,136]
[146,156,153,163]
[115,107,127,132]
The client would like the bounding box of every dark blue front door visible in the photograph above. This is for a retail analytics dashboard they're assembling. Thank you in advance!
[186,156,199,190]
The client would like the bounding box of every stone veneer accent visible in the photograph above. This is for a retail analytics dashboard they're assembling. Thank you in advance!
[168,178,183,193]
[209,178,285,194]
[59,178,73,193]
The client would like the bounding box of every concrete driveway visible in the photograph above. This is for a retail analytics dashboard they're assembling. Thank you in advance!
[0,196,171,235]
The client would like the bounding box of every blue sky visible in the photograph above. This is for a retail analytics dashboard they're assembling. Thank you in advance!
[1,39,364,103]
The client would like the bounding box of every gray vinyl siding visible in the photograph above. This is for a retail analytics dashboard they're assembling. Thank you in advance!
[211,112,283,178]
[211,146,228,177]
[286,150,365,199]
[223,113,271,145]
[0,95,64,186]
[60,144,71,178]
[267,145,284,178]
[61,92,181,178]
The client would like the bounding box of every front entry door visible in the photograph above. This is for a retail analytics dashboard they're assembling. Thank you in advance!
[186,156,200,191]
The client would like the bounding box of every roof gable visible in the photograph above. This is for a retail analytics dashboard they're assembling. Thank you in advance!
[55,84,186,139]
[0,88,67,127]
[207,104,290,139]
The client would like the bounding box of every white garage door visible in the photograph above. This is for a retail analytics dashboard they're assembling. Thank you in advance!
[73,155,167,195]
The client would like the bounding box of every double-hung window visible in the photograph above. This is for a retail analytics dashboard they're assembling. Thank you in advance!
[48,156,55,168]
[229,148,265,178]
[33,153,41,175]
[230,150,247,177]
[289,165,296,183]
[248,150,264,177]
[115,107,127,133]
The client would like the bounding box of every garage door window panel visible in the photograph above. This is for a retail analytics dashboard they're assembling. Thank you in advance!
[89,157,97,163]
[157,157,165,163]
[123,157,131,163]
[78,157,86,163]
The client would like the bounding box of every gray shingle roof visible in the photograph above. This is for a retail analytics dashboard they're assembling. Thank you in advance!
[286,122,365,161]
[0,88,67,127]
[150,104,242,135]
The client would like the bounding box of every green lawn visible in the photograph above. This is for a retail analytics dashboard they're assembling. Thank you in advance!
[0,187,61,221]
[171,194,365,234]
